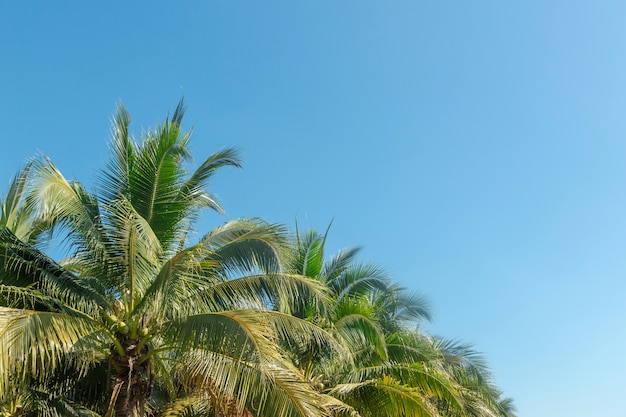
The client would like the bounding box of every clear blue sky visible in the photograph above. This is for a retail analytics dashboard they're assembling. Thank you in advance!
[2,2,626,416]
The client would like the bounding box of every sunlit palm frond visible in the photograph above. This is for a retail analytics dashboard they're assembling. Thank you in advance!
[26,158,112,285]
[263,310,348,362]
[202,218,289,275]
[334,360,464,415]
[389,363,463,409]
[291,229,326,279]
[190,273,331,314]
[131,242,214,318]
[321,247,361,284]
[103,197,162,309]
[0,307,107,395]
[179,147,242,215]
[159,395,213,417]
[99,102,134,205]
[331,263,390,302]
[320,393,362,417]
[330,376,437,417]
[332,298,388,361]
[0,162,45,244]
[177,350,327,417]
[28,158,103,247]
[385,332,435,364]
[166,310,278,364]
[164,309,327,417]
[0,227,107,313]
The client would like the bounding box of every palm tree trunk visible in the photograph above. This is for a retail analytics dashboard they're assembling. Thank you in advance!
[109,337,151,417]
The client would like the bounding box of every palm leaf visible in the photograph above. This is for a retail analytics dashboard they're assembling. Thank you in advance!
[0,227,108,313]
[331,263,390,302]
[99,102,134,205]
[103,197,162,311]
[178,147,242,215]
[190,273,330,314]
[201,218,289,275]
[0,307,106,395]
[27,159,111,282]
[321,247,361,284]
[292,229,326,279]
[372,283,432,329]
[339,362,463,414]
[163,310,327,417]
[0,162,44,244]
[333,307,388,361]
[263,310,347,360]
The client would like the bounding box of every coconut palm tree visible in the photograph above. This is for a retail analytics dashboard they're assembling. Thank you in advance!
[0,102,329,417]
[284,228,447,416]
[285,227,515,417]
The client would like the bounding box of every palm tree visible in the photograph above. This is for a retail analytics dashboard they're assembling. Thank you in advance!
[285,227,515,417]
[285,228,443,416]
[424,338,517,417]
[0,101,329,417]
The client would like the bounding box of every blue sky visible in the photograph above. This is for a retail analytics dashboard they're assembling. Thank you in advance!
[2,2,626,416]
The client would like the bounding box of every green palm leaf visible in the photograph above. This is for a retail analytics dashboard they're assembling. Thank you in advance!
[0,162,45,244]
[0,228,107,313]
[0,307,106,394]
[201,218,289,275]
[330,376,437,417]
[163,310,327,417]
[178,147,242,215]
[333,301,388,361]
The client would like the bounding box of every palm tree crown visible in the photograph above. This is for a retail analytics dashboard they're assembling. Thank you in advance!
[0,102,515,417]
[0,101,328,417]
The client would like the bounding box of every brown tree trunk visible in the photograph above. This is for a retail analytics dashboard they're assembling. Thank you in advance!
[108,337,151,417]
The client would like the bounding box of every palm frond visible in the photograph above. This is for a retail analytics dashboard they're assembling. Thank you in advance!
[385,332,434,364]
[130,123,190,236]
[201,218,289,275]
[0,384,103,417]
[103,197,162,310]
[338,362,464,414]
[321,247,361,283]
[292,229,326,278]
[496,396,517,417]
[320,394,362,417]
[176,350,326,417]
[164,310,327,417]
[97,101,209,251]
[333,308,388,361]
[433,338,490,375]
[98,102,134,205]
[178,147,242,215]
[0,162,44,244]
[159,395,213,417]
[0,307,106,394]
[371,284,432,333]
[0,227,108,313]
[263,310,348,361]
[330,263,390,302]
[27,159,110,279]
[190,273,330,314]
[131,242,214,317]
[29,158,102,239]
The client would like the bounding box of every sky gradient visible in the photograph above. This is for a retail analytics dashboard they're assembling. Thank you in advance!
[2,2,626,416]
